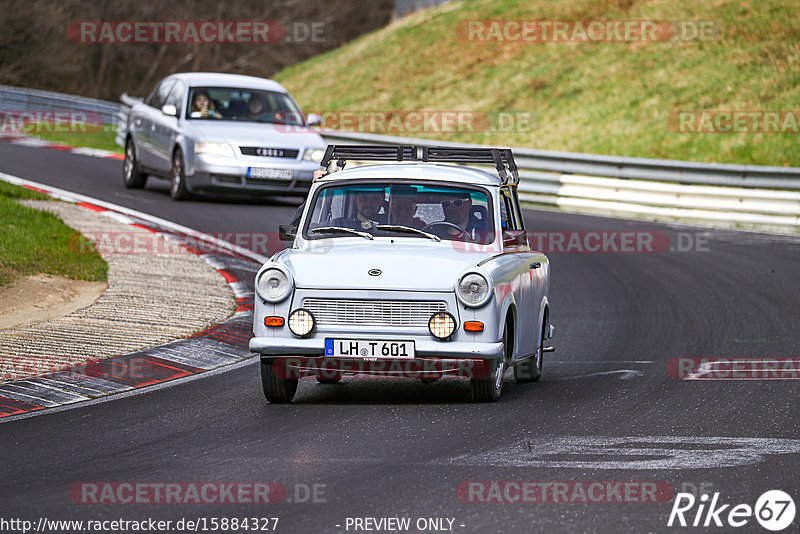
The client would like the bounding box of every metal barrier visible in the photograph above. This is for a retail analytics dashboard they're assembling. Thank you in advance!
[2,85,798,232]
[317,131,800,232]
[0,85,120,127]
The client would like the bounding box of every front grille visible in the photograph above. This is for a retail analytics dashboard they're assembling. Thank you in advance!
[240,146,299,158]
[303,298,446,327]
[245,177,294,187]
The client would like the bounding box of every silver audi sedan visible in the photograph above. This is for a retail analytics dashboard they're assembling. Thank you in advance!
[121,72,326,200]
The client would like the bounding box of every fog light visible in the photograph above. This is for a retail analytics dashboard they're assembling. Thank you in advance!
[464,321,484,332]
[288,309,315,337]
[429,312,456,340]
[264,316,285,327]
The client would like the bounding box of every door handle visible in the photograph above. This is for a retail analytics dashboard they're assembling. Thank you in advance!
[530,262,541,269]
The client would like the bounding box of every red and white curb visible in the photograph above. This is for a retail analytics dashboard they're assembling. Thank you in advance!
[0,173,267,422]
[0,133,124,160]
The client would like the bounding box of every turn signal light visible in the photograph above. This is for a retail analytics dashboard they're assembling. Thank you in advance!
[464,321,484,332]
[264,316,285,327]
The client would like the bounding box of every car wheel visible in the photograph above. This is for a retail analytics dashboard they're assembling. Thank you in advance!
[123,139,147,188]
[261,360,298,403]
[316,376,342,384]
[471,327,508,402]
[514,322,544,382]
[419,377,439,385]
[170,148,190,200]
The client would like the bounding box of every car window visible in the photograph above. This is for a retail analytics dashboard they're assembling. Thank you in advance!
[304,182,495,244]
[501,187,526,248]
[186,86,305,124]
[164,81,184,113]
[145,79,176,109]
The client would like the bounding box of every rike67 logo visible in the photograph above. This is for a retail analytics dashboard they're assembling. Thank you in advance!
[668,490,795,531]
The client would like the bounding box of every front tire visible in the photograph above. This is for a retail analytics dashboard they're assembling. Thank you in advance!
[123,139,147,188]
[471,359,504,402]
[316,376,342,384]
[170,148,190,200]
[514,323,543,382]
[261,360,298,403]
[471,327,508,402]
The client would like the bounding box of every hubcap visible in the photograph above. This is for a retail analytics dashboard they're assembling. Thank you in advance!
[172,158,182,194]
[495,361,504,390]
[124,146,133,179]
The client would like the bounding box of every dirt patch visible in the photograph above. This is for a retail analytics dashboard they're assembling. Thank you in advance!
[0,274,107,331]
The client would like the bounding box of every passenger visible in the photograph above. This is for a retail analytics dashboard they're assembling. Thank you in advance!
[328,188,385,230]
[389,185,425,228]
[190,91,221,119]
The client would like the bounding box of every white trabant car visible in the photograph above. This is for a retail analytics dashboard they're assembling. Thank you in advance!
[250,145,553,402]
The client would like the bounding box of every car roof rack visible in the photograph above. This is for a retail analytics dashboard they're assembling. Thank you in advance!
[421,146,519,185]
[320,145,418,170]
[320,144,519,185]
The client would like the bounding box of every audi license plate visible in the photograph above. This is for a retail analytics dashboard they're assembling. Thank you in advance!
[247,167,293,180]
[326,339,415,359]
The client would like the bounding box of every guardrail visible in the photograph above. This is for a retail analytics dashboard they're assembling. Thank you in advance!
[0,85,120,126]
[2,85,798,232]
[317,131,800,232]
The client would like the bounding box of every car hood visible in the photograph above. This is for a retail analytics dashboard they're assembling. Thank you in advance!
[277,240,494,292]
[183,120,324,149]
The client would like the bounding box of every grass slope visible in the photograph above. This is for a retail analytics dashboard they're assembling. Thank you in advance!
[0,181,107,288]
[276,0,800,166]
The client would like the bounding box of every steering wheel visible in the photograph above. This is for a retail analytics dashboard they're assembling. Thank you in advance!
[422,221,470,239]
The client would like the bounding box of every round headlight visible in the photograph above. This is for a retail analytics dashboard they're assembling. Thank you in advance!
[429,312,456,340]
[288,309,315,337]
[257,268,290,302]
[458,273,490,307]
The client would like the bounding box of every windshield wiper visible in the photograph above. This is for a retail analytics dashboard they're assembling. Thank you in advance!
[376,225,441,241]
[311,226,374,240]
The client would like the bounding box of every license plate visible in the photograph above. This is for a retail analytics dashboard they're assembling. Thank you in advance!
[247,167,293,180]
[326,339,415,359]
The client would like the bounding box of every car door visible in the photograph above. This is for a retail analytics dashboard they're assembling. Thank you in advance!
[500,186,542,359]
[149,79,184,173]
[138,79,175,170]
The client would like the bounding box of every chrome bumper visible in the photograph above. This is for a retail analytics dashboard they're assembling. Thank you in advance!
[249,337,504,360]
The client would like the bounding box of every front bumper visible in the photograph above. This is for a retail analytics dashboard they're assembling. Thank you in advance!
[187,157,317,195]
[249,336,503,360]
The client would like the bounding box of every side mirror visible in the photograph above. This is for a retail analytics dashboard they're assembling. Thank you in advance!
[279,224,297,241]
[161,104,178,117]
[306,113,322,127]
[503,229,526,248]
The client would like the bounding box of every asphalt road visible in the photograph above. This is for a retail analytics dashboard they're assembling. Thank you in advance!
[1,141,799,533]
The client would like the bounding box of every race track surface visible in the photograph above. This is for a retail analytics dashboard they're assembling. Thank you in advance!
[1,141,798,533]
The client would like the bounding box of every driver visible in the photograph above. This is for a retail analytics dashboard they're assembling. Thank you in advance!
[329,188,385,230]
[431,190,491,241]
[440,191,473,238]
[246,96,267,120]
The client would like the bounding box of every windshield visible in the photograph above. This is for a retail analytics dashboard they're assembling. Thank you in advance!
[303,182,495,244]
[186,86,305,125]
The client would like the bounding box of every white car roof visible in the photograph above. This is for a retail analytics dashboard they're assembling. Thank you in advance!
[167,72,289,93]
[315,162,502,186]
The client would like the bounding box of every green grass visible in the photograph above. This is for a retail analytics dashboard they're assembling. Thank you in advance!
[0,181,108,288]
[30,125,121,153]
[275,0,800,166]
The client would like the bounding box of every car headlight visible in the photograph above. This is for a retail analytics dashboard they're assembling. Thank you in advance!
[457,273,491,307]
[429,312,456,340]
[257,268,291,302]
[196,141,235,157]
[288,309,315,337]
[303,148,325,162]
